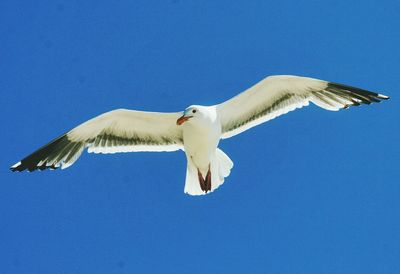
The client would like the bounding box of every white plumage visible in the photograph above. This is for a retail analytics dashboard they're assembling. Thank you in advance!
[11,75,389,195]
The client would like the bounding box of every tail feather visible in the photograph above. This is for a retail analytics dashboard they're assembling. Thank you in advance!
[184,148,233,196]
[216,148,233,180]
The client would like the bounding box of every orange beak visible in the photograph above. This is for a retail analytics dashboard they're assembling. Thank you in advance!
[176,115,192,125]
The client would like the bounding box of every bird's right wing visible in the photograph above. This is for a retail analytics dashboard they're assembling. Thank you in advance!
[11,109,183,172]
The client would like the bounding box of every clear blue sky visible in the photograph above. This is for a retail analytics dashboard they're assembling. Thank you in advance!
[1,0,399,273]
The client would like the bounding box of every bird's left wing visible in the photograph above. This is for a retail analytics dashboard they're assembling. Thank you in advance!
[217,75,389,139]
[11,109,183,172]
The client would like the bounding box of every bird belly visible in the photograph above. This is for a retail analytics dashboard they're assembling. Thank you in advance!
[183,126,220,171]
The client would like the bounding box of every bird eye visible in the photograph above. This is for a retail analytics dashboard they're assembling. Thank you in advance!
[192,109,197,113]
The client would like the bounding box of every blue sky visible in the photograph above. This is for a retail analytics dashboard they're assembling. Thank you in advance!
[1,0,399,273]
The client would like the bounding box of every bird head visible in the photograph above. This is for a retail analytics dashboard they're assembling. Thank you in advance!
[176,106,202,126]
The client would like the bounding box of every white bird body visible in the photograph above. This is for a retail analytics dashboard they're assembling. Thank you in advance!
[11,75,389,196]
[178,105,232,195]
[181,106,220,171]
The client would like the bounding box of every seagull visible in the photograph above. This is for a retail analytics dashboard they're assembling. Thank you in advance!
[11,75,389,195]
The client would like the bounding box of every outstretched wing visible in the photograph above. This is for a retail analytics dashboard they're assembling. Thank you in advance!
[11,109,183,172]
[217,75,389,139]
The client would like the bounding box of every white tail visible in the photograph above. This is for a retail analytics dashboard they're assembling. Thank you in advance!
[184,148,234,196]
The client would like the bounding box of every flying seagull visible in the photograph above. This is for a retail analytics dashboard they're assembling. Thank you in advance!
[11,75,389,195]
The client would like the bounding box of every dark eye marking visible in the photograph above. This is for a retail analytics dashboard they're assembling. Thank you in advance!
[192,109,197,113]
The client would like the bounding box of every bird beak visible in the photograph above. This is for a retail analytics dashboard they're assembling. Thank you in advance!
[176,115,192,125]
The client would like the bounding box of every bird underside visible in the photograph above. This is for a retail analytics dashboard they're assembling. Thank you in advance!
[10,75,388,197]
[183,148,233,196]
[197,165,212,193]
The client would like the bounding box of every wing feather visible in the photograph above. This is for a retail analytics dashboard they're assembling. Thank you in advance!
[217,75,389,139]
[11,109,183,172]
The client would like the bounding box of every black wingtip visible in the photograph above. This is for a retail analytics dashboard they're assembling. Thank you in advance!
[377,94,390,100]
[10,134,73,172]
[10,161,23,172]
[10,160,58,172]
[327,82,390,105]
